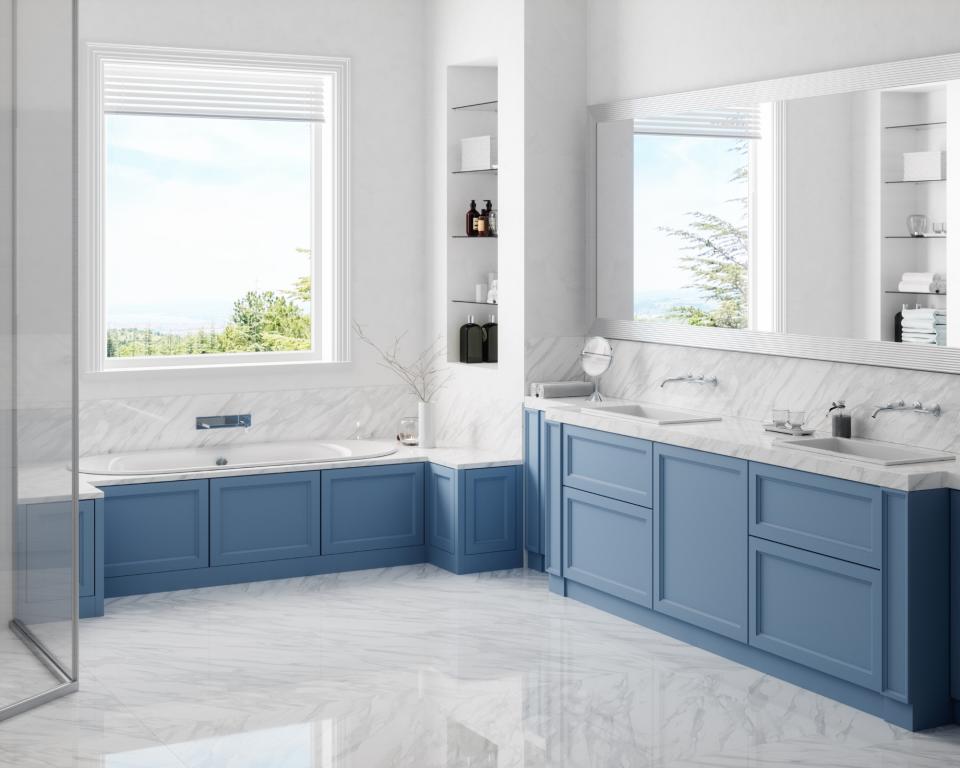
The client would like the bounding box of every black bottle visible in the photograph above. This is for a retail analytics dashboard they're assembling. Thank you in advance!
[466,200,479,237]
[482,314,498,362]
[459,315,483,363]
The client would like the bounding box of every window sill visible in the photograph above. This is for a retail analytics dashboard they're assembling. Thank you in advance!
[81,359,356,400]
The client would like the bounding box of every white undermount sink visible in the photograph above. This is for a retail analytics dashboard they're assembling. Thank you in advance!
[580,402,722,426]
[779,436,955,467]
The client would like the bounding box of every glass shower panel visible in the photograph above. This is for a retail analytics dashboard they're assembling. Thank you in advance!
[0,0,78,720]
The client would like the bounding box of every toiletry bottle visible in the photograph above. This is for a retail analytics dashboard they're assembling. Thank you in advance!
[466,200,479,237]
[480,200,493,237]
[482,314,498,362]
[459,315,484,363]
[828,401,851,438]
[488,205,497,236]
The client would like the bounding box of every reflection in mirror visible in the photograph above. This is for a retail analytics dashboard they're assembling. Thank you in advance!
[596,80,958,349]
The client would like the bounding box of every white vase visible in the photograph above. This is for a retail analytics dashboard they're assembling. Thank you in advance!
[418,401,435,448]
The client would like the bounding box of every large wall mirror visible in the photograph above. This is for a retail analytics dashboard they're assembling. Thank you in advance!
[589,53,960,373]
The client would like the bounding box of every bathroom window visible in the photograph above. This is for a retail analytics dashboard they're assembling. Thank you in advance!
[85,45,349,370]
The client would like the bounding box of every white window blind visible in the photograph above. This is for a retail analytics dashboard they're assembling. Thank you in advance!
[634,107,761,139]
[102,60,326,122]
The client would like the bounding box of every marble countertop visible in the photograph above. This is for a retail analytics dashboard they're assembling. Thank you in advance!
[78,444,520,491]
[526,396,960,492]
[17,445,519,504]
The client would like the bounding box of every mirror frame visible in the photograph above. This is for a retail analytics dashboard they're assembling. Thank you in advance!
[588,51,960,374]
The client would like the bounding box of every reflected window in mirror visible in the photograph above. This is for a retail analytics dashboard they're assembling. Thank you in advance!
[597,105,784,332]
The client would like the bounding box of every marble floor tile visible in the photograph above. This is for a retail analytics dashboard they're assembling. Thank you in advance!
[1,565,958,767]
[0,628,61,711]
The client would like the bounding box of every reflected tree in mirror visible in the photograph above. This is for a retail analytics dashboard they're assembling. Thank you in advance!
[658,140,748,329]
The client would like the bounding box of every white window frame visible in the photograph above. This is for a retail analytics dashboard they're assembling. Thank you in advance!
[81,43,350,373]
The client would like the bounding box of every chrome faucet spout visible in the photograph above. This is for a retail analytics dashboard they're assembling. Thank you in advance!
[660,373,718,388]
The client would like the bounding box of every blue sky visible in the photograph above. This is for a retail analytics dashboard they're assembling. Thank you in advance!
[105,114,313,332]
[633,134,745,319]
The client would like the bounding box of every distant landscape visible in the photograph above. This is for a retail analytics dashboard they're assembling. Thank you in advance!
[107,275,311,357]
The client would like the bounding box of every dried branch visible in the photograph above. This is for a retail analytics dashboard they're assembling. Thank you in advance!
[354,321,452,403]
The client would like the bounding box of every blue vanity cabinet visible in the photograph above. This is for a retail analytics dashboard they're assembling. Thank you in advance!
[427,464,522,574]
[523,408,544,570]
[653,444,748,642]
[542,417,563,578]
[950,490,960,718]
[78,498,105,618]
[104,480,209,578]
[562,425,652,506]
[321,464,424,555]
[562,486,652,607]
[210,472,321,566]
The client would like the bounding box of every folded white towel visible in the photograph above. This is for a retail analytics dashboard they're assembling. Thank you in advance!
[902,272,943,282]
[902,307,946,318]
[902,336,938,345]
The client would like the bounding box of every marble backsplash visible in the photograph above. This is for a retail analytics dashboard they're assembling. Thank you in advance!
[594,338,960,454]
[69,384,416,458]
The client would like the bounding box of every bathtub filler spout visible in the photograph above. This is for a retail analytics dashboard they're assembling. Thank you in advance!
[196,414,252,430]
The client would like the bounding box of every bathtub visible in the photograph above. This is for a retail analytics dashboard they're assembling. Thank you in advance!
[79,439,398,476]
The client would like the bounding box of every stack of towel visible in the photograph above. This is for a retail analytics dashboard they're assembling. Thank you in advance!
[901,307,946,346]
[898,272,946,294]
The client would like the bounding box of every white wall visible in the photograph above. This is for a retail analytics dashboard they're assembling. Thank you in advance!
[424,0,527,450]
[587,0,960,104]
[72,0,429,454]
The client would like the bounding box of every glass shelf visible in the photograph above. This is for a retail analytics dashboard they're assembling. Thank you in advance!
[452,167,498,174]
[884,121,946,130]
[884,235,946,239]
[451,299,498,305]
[885,290,947,295]
[884,178,945,184]
[451,99,498,112]
[451,235,497,239]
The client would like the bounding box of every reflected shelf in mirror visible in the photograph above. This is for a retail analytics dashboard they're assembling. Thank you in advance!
[883,120,946,130]
[451,299,498,305]
[450,99,498,112]
[884,235,946,239]
[884,178,945,184]
[885,290,947,295]
[451,167,498,174]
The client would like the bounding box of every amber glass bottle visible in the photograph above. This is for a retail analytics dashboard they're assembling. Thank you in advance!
[465,200,479,237]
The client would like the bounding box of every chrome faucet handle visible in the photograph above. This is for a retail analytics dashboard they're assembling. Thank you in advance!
[913,401,942,417]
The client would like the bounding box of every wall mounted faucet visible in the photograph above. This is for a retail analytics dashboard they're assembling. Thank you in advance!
[196,414,252,430]
[870,400,941,419]
[660,373,719,388]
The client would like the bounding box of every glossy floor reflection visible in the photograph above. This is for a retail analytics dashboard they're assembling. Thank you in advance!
[0,629,62,711]
[1,564,959,766]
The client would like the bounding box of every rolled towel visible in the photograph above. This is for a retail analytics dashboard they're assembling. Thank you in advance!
[902,272,943,282]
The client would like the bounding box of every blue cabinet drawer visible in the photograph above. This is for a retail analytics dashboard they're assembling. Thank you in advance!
[465,466,520,555]
[562,425,653,507]
[79,500,95,598]
[104,481,209,577]
[321,464,424,555]
[749,463,882,568]
[562,487,653,607]
[654,445,748,642]
[749,537,882,691]
[210,472,321,566]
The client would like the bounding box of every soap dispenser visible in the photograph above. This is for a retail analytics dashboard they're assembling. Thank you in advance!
[459,315,483,363]
[465,200,479,237]
[482,314,498,362]
[828,400,851,438]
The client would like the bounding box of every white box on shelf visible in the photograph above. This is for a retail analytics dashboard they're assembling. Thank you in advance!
[460,135,497,171]
[903,150,946,181]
